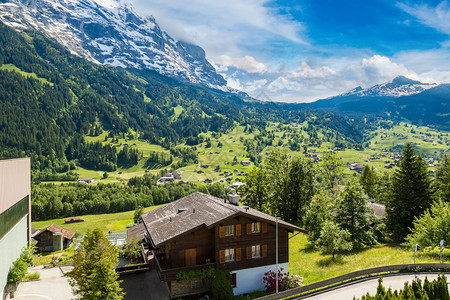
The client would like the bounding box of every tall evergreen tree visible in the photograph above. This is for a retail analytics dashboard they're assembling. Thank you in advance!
[69,228,124,300]
[284,156,316,222]
[435,154,450,202]
[335,179,377,248]
[360,164,377,200]
[386,143,432,242]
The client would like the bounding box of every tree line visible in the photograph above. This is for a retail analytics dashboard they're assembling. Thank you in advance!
[31,174,230,221]
[239,143,450,258]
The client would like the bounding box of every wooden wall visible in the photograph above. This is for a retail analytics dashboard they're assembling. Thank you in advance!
[166,226,215,269]
[215,215,289,271]
[160,215,291,271]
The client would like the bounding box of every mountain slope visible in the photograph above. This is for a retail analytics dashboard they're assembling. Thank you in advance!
[0,0,227,88]
[309,76,450,130]
[0,21,362,177]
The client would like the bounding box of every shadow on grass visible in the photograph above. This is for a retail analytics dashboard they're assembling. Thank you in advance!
[316,256,346,267]
[298,242,317,254]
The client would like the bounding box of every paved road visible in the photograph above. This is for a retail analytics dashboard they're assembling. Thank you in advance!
[15,265,74,300]
[298,273,449,300]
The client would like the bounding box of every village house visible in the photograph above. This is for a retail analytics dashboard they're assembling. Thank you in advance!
[33,224,75,252]
[240,160,252,166]
[133,192,305,298]
[77,178,94,184]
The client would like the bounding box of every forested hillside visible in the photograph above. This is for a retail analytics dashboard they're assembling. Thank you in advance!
[0,21,362,179]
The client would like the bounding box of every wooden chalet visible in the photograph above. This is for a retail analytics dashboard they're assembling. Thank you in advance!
[34,224,75,252]
[136,192,305,298]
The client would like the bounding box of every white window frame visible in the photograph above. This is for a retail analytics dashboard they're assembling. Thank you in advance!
[251,222,261,233]
[225,224,235,236]
[251,245,260,258]
[225,248,235,262]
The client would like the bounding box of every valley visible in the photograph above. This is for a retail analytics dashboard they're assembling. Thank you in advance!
[72,122,450,185]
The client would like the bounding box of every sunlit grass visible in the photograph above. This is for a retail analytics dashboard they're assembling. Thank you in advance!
[288,233,439,284]
[31,205,162,235]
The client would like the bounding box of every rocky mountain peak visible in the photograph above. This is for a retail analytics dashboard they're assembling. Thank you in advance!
[341,76,437,98]
[0,0,227,88]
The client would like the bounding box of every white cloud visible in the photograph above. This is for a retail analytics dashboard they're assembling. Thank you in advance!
[397,1,450,35]
[128,0,306,59]
[214,55,269,73]
[290,62,336,79]
[345,54,418,86]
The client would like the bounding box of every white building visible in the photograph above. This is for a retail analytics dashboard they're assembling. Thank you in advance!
[0,158,31,299]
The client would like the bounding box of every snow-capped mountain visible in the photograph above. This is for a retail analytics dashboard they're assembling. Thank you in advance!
[339,76,437,98]
[0,0,227,88]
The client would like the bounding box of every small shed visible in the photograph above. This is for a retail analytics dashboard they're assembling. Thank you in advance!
[34,224,75,252]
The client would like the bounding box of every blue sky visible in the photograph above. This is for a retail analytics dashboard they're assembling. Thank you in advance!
[131,0,450,102]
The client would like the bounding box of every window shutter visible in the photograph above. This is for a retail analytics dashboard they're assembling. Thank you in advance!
[236,224,241,236]
[219,250,225,264]
[247,223,251,235]
[262,222,267,233]
[262,244,267,258]
[219,226,225,238]
[236,248,241,262]
[246,246,251,260]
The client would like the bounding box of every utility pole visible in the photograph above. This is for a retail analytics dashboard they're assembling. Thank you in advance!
[276,216,279,294]
[440,240,444,263]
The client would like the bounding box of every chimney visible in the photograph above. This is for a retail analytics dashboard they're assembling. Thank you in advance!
[228,192,240,205]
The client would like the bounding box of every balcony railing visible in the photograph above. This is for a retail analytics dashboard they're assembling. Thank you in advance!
[153,255,215,281]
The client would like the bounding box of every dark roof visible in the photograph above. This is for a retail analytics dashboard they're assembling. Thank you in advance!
[141,192,305,248]
[127,223,145,241]
[368,202,386,218]
[36,224,75,240]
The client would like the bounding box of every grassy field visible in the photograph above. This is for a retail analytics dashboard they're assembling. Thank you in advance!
[32,205,162,235]
[289,233,440,284]
[0,64,54,85]
[55,121,450,185]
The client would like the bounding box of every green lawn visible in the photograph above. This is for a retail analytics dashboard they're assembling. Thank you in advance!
[31,205,162,236]
[289,233,439,285]
[0,64,53,85]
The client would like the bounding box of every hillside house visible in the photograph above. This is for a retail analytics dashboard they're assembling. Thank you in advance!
[241,160,252,166]
[77,178,94,184]
[34,224,75,252]
[136,192,305,298]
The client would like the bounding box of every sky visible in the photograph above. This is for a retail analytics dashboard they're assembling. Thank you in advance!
[129,0,450,102]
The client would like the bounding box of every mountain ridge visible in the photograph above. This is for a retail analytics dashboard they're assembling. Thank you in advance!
[308,76,450,130]
[0,0,227,88]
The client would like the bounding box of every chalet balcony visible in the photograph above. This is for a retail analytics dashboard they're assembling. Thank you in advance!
[153,254,215,282]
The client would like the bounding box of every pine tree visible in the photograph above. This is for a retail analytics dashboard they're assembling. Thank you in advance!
[386,143,432,242]
[69,228,124,300]
[335,179,377,248]
[435,154,450,202]
[360,164,377,200]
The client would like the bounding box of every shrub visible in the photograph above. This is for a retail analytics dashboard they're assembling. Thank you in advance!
[7,257,28,283]
[263,268,302,292]
[212,268,233,300]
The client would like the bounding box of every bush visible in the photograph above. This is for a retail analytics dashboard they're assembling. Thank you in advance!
[212,268,233,300]
[263,268,302,292]
[7,257,28,283]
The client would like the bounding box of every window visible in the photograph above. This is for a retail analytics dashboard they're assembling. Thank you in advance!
[225,248,235,262]
[251,222,261,233]
[225,225,234,236]
[252,245,260,258]
[230,273,237,288]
